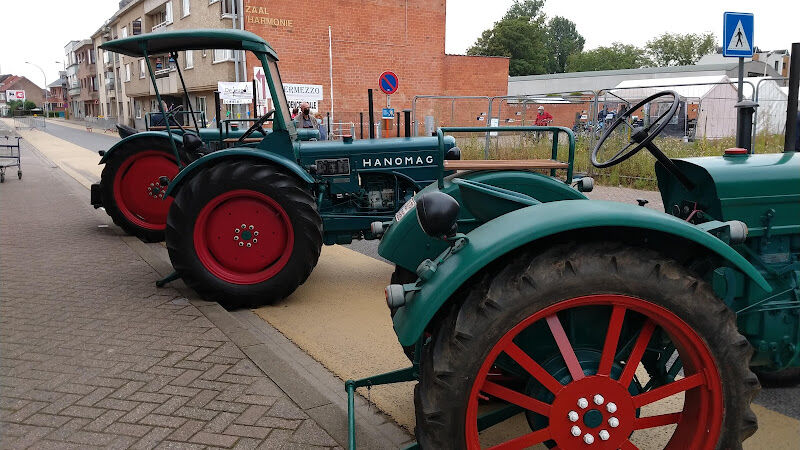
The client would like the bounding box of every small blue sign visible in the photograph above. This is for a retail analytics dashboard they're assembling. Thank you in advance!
[382,108,395,120]
[379,71,399,95]
[723,12,754,57]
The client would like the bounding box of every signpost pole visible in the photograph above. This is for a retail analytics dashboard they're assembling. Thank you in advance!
[737,57,744,102]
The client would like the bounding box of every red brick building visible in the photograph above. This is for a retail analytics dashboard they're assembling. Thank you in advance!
[243,0,509,135]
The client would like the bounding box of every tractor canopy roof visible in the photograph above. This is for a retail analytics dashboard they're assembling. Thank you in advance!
[100,29,278,59]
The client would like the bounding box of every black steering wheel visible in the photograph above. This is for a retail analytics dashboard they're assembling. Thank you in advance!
[592,90,695,190]
[236,110,274,145]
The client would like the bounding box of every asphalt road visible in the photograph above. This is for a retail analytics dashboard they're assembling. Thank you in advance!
[22,119,800,421]
[42,121,120,154]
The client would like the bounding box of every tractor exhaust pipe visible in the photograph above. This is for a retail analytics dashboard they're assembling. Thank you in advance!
[785,42,799,152]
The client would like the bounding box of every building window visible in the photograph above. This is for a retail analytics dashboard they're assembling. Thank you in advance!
[775,61,779,71]
[140,59,146,78]
[135,100,142,118]
[122,26,128,38]
[220,0,237,17]
[182,0,190,17]
[185,50,194,69]
[132,18,142,35]
[125,64,131,82]
[92,76,98,91]
[213,49,234,63]
[151,1,173,31]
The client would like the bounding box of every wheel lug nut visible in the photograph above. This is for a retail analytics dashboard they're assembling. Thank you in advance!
[246,243,251,248]
[234,236,239,240]
[583,434,594,444]
[599,430,610,441]
[239,242,244,247]
[606,402,617,413]
[608,417,619,428]
[252,238,257,243]
[249,225,254,230]
[241,223,246,228]
[254,231,259,236]
[570,426,581,437]
[235,229,240,233]
[593,394,604,405]
[568,411,579,422]
[577,398,589,409]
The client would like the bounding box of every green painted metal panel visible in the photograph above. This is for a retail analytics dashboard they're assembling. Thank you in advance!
[99,29,278,59]
[165,147,313,197]
[98,131,183,164]
[378,170,587,272]
[392,200,772,346]
[658,153,800,237]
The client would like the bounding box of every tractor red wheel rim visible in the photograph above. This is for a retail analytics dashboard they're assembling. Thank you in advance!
[465,294,723,450]
[193,189,293,285]
[112,150,178,230]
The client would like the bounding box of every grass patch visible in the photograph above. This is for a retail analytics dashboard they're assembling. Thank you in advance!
[453,131,786,190]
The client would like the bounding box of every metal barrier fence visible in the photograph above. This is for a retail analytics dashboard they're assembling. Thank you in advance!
[12,113,46,130]
[424,79,792,187]
[84,116,118,133]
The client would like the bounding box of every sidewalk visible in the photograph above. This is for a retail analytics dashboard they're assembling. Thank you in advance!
[0,139,340,448]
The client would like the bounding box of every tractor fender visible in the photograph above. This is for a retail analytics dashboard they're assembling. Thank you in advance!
[99,131,183,164]
[378,170,587,272]
[393,199,772,347]
[164,148,313,197]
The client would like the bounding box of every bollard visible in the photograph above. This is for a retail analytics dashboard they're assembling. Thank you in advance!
[368,89,375,139]
[396,112,400,137]
[360,112,364,139]
[404,109,411,137]
[735,100,758,153]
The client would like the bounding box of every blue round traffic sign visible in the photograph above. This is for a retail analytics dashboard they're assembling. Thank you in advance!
[379,71,399,95]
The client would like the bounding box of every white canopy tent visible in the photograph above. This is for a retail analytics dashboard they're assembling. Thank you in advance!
[605,76,740,139]
[733,77,789,135]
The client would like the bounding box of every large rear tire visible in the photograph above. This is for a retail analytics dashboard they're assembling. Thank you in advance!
[99,138,180,242]
[415,242,759,450]
[166,160,322,308]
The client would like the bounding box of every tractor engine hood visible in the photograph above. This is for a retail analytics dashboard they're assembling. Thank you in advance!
[656,152,800,237]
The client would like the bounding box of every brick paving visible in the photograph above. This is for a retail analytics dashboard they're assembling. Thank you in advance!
[0,138,340,449]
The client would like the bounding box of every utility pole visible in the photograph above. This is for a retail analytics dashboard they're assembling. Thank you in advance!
[25,61,48,118]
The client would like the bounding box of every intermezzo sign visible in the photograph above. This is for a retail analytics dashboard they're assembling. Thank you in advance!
[217,82,252,105]
[254,67,323,111]
[6,90,26,102]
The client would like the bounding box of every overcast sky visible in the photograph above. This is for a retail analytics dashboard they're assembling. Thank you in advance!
[1,1,797,90]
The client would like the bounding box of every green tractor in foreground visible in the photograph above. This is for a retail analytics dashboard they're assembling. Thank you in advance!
[346,80,800,447]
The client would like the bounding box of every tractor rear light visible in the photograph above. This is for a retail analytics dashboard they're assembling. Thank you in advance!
[723,148,748,156]
[726,220,748,244]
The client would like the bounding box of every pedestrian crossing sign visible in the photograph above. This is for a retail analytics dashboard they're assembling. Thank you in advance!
[723,12,754,57]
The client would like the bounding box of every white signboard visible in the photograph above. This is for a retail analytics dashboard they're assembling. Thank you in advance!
[253,66,323,111]
[217,82,252,105]
[6,90,26,102]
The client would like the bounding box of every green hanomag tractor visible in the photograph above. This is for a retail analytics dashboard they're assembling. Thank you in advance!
[91,31,318,242]
[94,30,525,305]
[345,81,800,447]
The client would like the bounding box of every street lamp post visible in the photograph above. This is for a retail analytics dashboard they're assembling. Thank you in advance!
[25,61,47,118]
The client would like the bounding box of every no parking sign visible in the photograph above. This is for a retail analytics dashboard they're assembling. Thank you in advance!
[379,71,398,95]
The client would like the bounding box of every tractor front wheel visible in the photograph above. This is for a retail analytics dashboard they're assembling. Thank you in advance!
[415,242,759,450]
[99,139,180,242]
[166,160,322,308]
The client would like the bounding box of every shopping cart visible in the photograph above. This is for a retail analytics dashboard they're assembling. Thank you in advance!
[0,135,22,183]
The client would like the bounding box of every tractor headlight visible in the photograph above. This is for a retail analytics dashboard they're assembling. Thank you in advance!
[445,146,461,160]
[385,284,407,308]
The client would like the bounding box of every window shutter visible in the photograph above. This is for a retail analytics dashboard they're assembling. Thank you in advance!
[165,1,173,24]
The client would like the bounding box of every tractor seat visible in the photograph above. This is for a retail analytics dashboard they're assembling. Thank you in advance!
[116,124,138,138]
[443,159,568,170]
[181,132,209,162]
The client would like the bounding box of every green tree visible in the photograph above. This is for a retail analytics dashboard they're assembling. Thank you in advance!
[566,43,649,72]
[467,0,549,76]
[646,32,716,66]
[7,100,37,112]
[546,16,585,73]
